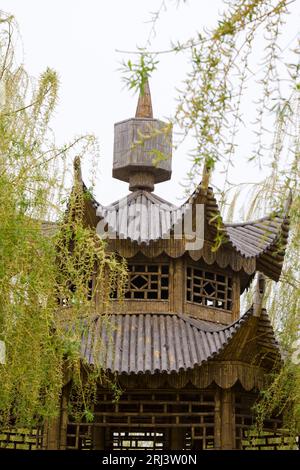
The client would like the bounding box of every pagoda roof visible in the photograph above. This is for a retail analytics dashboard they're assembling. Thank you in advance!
[93,183,290,281]
[98,189,178,243]
[81,307,280,390]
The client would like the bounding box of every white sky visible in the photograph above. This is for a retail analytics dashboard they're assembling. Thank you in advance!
[1,0,299,214]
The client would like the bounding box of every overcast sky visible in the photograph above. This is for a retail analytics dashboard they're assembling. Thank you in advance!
[1,0,299,213]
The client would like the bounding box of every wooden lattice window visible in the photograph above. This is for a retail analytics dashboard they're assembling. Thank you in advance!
[65,423,93,450]
[124,264,169,300]
[186,266,232,311]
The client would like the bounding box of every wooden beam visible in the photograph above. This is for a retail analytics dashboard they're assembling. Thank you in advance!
[232,273,240,321]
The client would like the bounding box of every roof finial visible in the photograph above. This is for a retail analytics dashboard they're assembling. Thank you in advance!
[113,79,172,190]
[73,155,82,183]
[135,79,153,118]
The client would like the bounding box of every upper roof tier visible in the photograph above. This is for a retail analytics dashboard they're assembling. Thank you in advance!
[92,181,290,281]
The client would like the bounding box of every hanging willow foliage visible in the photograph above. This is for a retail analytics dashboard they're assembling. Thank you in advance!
[0,13,127,429]
[240,87,300,444]
[121,0,299,443]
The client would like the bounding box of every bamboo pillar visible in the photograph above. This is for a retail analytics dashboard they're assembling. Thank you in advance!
[253,272,266,317]
[173,258,184,313]
[221,388,235,450]
[45,385,70,450]
[59,385,70,450]
[214,388,222,450]
[46,416,60,450]
[169,258,175,312]
[169,428,185,450]
[231,273,240,322]
[93,426,105,450]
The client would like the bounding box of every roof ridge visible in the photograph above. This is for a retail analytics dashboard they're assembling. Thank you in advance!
[219,306,254,331]
[225,211,283,227]
[105,190,143,209]
[143,190,178,208]
[175,308,264,363]
[176,308,254,333]
[104,190,177,210]
[82,182,100,209]
[175,312,224,331]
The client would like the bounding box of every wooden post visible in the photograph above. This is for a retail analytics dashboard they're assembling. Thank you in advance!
[93,426,105,450]
[231,273,240,322]
[169,427,185,450]
[214,388,222,450]
[221,388,235,450]
[169,258,175,312]
[253,272,266,317]
[59,385,70,450]
[46,416,60,450]
[45,385,70,450]
[173,258,184,313]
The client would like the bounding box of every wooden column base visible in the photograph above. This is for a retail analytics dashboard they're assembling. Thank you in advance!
[93,426,105,450]
[169,427,185,450]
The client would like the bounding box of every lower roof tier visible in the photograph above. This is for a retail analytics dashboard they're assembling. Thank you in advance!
[81,308,280,381]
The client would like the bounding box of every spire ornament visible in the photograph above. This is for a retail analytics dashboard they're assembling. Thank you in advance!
[135,80,153,118]
[113,79,172,191]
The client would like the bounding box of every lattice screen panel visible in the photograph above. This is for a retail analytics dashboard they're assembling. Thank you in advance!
[66,424,93,450]
[66,388,215,450]
[186,266,232,311]
[124,264,169,300]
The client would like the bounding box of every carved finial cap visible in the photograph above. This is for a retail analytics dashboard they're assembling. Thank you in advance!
[113,79,172,189]
[135,79,153,118]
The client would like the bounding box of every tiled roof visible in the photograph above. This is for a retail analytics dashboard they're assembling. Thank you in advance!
[81,309,279,375]
[225,215,289,280]
[97,189,289,254]
[94,184,290,280]
[97,190,179,243]
[225,215,287,257]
